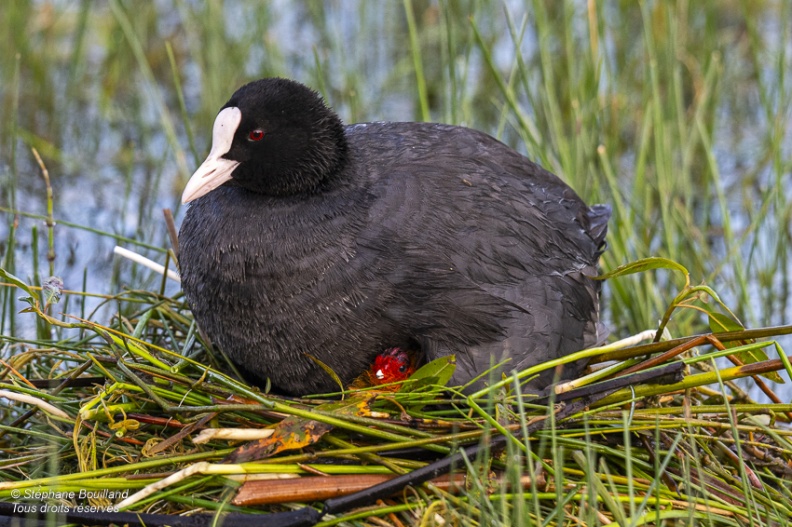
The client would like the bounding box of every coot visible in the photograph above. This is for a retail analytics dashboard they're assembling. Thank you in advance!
[179,78,610,395]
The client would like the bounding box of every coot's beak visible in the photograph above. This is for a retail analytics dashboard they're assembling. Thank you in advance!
[182,107,243,203]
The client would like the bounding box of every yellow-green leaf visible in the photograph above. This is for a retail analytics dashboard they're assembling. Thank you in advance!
[0,267,36,297]
[597,257,689,281]
[400,355,456,392]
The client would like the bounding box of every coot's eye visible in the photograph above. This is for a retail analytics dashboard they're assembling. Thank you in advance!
[248,129,265,142]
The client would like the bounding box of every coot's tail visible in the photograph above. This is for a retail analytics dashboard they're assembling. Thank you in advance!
[584,204,611,259]
[583,203,611,350]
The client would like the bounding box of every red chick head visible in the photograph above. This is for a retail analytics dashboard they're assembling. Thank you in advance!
[370,347,416,385]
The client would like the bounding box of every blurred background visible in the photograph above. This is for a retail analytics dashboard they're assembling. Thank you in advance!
[1,1,790,396]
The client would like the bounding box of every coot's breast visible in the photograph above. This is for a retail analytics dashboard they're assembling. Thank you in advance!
[180,181,411,394]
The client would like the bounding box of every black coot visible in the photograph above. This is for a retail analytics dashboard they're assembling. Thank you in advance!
[179,78,610,395]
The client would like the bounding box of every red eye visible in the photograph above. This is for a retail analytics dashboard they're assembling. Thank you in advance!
[248,129,265,141]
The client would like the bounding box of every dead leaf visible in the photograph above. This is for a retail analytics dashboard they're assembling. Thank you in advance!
[226,393,378,463]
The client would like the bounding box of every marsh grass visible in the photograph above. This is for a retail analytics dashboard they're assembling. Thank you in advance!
[1,0,792,525]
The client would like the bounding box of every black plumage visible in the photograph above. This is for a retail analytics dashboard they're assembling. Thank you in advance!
[179,78,610,395]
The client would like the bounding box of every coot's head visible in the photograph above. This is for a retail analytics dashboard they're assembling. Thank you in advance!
[182,78,347,202]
